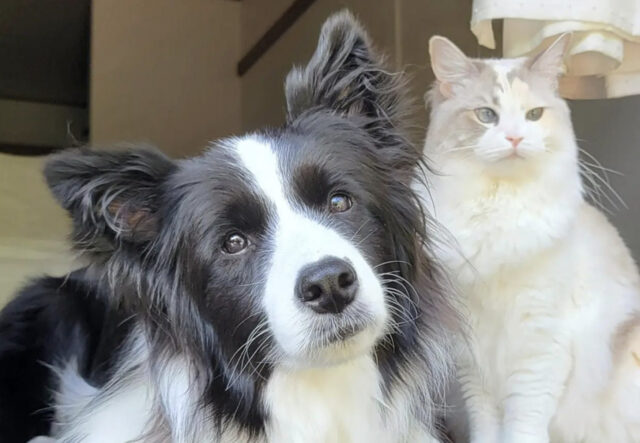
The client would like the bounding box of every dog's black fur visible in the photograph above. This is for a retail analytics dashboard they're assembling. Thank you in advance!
[0,12,457,442]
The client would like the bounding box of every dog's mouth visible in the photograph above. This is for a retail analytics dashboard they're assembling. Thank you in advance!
[275,301,387,368]
[325,321,365,342]
[312,310,378,346]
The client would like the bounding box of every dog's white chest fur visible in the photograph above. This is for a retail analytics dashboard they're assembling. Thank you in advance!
[52,354,430,443]
[264,356,397,443]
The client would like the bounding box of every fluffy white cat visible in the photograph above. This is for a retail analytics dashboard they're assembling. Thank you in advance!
[421,34,640,443]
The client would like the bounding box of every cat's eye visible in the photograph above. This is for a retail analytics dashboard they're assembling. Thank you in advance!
[329,192,353,213]
[474,107,498,124]
[526,107,544,121]
[222,232,248,254]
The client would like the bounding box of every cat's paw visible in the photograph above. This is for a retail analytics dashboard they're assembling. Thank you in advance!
[27,437,57,443]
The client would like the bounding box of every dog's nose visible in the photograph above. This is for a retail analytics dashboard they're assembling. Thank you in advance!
[296,257,358,314]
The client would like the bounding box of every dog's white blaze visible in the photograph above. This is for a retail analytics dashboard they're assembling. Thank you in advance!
[233,137,387,361]
[233,137,290,214]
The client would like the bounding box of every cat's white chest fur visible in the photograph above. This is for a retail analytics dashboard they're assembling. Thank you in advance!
[429,177,640,443]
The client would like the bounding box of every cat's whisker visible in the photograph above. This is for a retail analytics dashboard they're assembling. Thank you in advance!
[579,168,608,212]
[443,145,477,153]
[580,167,618,214]
[579,163,607,202]
[578,150,627,210]
[579,148,618,172]
[580,160,623,176]
[583,163,627,210]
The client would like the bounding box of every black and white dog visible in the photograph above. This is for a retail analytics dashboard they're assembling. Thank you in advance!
[0,12,456,443]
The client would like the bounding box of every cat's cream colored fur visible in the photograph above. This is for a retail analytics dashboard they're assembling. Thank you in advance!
[421,35,640,443]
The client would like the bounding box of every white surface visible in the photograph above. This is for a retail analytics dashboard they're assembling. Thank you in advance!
[471,0,640,98]
[0,153,75,306]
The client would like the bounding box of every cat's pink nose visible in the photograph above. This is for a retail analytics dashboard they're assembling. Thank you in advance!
[506,136,523,148]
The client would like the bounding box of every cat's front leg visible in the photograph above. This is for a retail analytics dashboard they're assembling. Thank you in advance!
[466,391,500,443]
[457,359,500,443]
[499,339,572,443]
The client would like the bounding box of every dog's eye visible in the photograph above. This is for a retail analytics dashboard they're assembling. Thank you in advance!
[222,233,248,254]
[329,192,352,213]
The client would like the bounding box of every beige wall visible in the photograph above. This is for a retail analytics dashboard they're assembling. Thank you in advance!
[240,0,496,133]
[91,0,242,157]
[89,0,493,153]
[241,0,396,132]
[398,0,497,129]
[0,99,87,147]
[1,2,244,304]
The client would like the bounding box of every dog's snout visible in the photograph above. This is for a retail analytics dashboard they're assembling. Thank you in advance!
[296,257,358,314]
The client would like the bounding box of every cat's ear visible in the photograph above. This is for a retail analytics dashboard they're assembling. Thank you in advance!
[285,11,402,125]
[526,33,571,82]
[45,147,176,251]
[429,36,476,97]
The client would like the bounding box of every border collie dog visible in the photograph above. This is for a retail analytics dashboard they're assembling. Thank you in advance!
[0,12,456,443]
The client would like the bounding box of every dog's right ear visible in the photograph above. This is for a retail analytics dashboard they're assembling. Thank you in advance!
[45,147,176,251]
[285,11,418,168]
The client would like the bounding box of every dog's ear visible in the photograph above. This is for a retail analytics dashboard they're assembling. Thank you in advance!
[285,11,409,144]
[45,147,176,250]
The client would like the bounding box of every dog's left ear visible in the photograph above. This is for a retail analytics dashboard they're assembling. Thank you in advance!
[45,147,176,250]
[285,11,410,153]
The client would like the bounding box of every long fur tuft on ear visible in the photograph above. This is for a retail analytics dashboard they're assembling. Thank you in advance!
[45,147,176,254]
[285,10,417,167]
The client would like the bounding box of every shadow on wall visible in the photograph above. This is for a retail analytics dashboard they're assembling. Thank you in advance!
[570,96,640,261]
